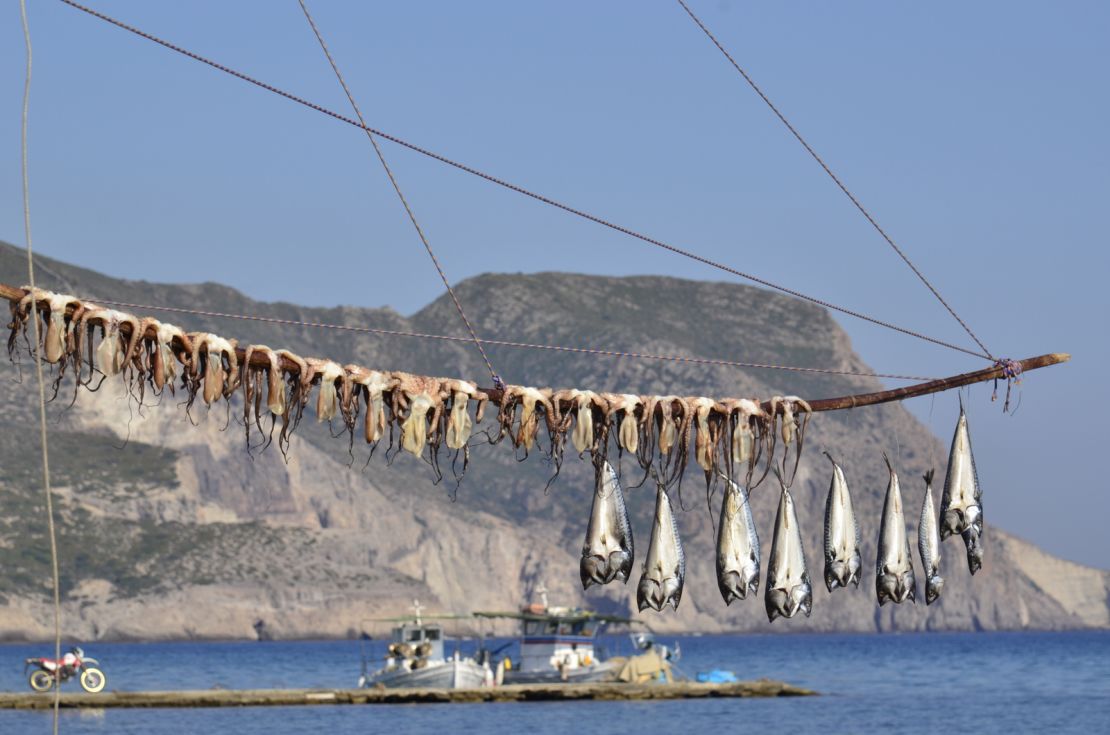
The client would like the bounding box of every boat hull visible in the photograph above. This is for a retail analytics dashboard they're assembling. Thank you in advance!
[503,660,619,685]
[365,659,489,690]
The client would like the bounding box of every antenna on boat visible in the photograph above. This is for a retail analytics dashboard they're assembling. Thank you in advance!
[411,599,424,626]
[536,582,549,611]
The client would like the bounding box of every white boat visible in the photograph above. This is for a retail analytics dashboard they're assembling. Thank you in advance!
[359,603,492,690]
[475,586,676,685]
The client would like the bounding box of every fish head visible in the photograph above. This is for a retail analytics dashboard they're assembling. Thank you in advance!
[925,575,945,605]
[942,508,967,536]
[764,589,788,622]
[962,529,984,574]
[826,560,851,591]
[876,574,898,606]
[788,582,813,618]
[580,553,611,589]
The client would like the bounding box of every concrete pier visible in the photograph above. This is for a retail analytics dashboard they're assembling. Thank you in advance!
[0,679,814,709]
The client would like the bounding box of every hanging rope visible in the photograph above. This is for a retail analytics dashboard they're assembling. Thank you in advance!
[674,0,995,361]
[73,295,935,381]
[55,0,990,362]
[296,0,501,389]
[18,1,63,731]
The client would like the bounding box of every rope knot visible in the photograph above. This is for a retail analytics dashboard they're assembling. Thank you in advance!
[992,358,1023,412]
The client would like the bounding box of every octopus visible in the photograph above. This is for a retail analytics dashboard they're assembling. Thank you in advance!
[343,365,398,446]
[303,358,345,424]
[553,389,605,455]
[498,385,556,455]
[136,317,189,393]
[770,395,813,486]
[440,378,488,450]
[14,288,84,364]
[275,349,310,454]
[79,306,142,382]
[600,393,644,456]
[243,345,285,417]
[688,396,722,476]
[186,332,239,406]
[392,372,444,457]
[718,397,769,483]
[646,395,685,458]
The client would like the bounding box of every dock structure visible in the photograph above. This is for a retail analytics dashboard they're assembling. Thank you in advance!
[0,679,813,709]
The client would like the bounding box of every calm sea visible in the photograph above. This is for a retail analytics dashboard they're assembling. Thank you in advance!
[1,632,1107,734]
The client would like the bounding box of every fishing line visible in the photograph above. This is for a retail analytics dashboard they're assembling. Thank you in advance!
[674,0,996,361]
[55,0,991,362]
[18,1,64,731]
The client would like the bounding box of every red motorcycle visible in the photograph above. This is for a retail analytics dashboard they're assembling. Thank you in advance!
[24,647,107,693]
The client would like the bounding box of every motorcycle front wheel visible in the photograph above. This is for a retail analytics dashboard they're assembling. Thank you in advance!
[79,667,107,694]
[28,670,54,693]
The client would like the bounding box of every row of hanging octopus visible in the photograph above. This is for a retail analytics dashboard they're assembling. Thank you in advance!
[7,288,812,493]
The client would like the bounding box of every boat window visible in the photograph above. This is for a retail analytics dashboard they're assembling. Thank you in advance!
[524,621,542,636]
[407,630,423,642]
[425,629,440,641]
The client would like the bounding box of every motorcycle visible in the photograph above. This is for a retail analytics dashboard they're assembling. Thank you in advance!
[24,647,107,694]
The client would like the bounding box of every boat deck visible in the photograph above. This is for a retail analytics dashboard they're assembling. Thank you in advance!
[0,679,814,709]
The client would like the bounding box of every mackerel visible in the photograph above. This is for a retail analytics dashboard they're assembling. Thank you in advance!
[918,469,944,604]
[940,405,983,538]
[822,452,862,592]
[637,481,686,611]
[765,485,812,622]
[876,455,917,605]
[716,475,760,604]
[580,461,634,589]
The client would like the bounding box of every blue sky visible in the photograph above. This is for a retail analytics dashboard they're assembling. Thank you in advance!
[2,1,1107,567]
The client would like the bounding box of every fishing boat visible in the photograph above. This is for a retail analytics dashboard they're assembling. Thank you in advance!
[358,601,492,689]
[474,585,677,685]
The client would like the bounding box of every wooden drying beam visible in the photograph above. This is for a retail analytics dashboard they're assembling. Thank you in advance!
[2,283,1070,413]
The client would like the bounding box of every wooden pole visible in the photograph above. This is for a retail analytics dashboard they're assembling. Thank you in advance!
[3,283,1070,413]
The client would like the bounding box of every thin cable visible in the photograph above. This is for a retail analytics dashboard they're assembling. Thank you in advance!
[85,296,934,381]
[19,1,63,731]
[674,0,995,361]
[55,0,989,361]
[296,0,500,387]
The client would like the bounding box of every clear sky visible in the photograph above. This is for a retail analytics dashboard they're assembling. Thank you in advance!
[3,1,1107,567]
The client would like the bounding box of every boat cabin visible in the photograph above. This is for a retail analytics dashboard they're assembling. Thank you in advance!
[389,621,445,662]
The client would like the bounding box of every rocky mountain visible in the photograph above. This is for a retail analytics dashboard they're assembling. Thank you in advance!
[0,241,1106,641]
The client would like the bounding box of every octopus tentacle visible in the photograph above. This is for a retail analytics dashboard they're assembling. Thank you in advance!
[346,366,398,449]
[770,395,812,487]
[303,358,344,424]
[273,349,309,458]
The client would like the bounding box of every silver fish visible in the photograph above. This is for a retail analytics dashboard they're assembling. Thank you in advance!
[580,461,634,589]
[822,452,862,592]
[961,525,984,575]
[765,486,812,622]
[637,481,686,611]
[940,405,983,539]
[918,469,944,604]
[716,475,760,604]
[876,455,917,605]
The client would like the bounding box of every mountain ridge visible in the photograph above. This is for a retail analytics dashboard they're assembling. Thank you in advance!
[0,241,1106,641]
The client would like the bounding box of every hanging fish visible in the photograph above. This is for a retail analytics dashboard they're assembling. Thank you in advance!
[716,475,760,604]
[876,454,917,605]
[961,525,984,575]
[822,452,862,592]
[765,482,813,622]
[637,480,686,611]
[918,469,944,604]
[940,404,983,538]
[580,461,634,589]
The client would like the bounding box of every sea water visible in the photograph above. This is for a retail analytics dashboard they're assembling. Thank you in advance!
[1,631,1107,734]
